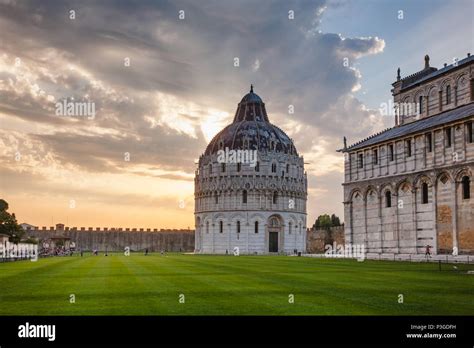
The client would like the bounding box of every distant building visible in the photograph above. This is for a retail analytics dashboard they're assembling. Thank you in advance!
[194,86,307,254]
[339,54,474,255]
[20,223,37,231]
[0,233,9,249]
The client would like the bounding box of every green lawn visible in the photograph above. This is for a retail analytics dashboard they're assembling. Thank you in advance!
[0,253,472,315]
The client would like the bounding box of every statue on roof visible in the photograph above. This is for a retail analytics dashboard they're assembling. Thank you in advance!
[424,54,430,69]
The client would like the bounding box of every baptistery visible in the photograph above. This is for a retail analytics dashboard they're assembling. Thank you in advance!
[194,86,307,254]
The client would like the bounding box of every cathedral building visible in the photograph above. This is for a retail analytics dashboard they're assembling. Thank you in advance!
[194,86,307,254]
[340,54,474,255]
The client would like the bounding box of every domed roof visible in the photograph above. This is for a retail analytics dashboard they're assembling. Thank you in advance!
[204,86,298,156]
[240,85,263,103]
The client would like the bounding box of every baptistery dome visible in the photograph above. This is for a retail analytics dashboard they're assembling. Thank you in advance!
[194,86,307,255]
[205,85,298,156]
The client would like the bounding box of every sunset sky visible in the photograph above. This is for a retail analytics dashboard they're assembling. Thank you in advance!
[1,0,473,229]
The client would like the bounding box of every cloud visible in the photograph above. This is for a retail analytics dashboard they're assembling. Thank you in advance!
[0,0,388,225]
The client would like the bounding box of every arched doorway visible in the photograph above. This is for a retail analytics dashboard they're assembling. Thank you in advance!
[267,215,283,253]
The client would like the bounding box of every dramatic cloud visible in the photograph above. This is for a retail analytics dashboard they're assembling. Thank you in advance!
[0,0,389,227]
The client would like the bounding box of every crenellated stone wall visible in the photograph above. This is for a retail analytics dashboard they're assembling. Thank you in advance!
[306,226,345,253]
[24,225,195,252]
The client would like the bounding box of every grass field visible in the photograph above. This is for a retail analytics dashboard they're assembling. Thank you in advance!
[0,253,472,315]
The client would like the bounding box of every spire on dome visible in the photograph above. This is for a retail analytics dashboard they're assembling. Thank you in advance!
[233,86,269,123]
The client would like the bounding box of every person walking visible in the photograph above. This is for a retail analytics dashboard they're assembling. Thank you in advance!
[425,244,432,260]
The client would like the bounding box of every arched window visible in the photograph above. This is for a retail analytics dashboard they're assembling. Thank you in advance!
[273,192,278,204]
[237,221,240,233]
[467,121,473,143]
[445,127,452,148]
[373,149,378,164]
[209,164,212,174]
[406,139,412,157]
[462,176,470,199]
[385,191,392,208]
[255,162,260,172]
[221,163,226,172]
[426,133,433,152]
[214,193,218,204]
[237,162,241,172]
[446,85,451,104]
[243,190,247,204]
[254,221,259,233]
[219,221,223,233]
[206,221,209,233]
[289,222,292,235]
[421,183,429,204]
[389,144,394,161]
[271,163,277,173]
[286,164,289,173]
[419,96,423,114]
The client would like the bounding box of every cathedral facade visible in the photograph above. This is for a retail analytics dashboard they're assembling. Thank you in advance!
[194,87,307,254]
[340,54,474,255]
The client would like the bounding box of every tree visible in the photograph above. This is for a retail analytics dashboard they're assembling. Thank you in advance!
[313,213,342,230]
[0,199,8,211]
[331,214,341,227]
[313,214,332,230]
[0,199,24,244]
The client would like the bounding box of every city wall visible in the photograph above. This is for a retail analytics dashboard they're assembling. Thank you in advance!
[306,226,345,253]
[25,225,195,252]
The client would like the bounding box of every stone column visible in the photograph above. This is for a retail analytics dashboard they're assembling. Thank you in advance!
[246,216,249,254]
[412,135,416,171]
[294,222,297,250]
[344,201,353,245]
[395,192,400,254]
[280,223,285,253]
[264,223,268,254]
[211,222,215,253]
[452,180,458,254]
[227,222,231,254]
[195,224,199,252]
[394,142,398,175]
[463,123,467,161]
[364,194,368,252]
[412,188,418,254]
[433,180,438,255]
[442,128,446,165]
[378,191,383,253]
